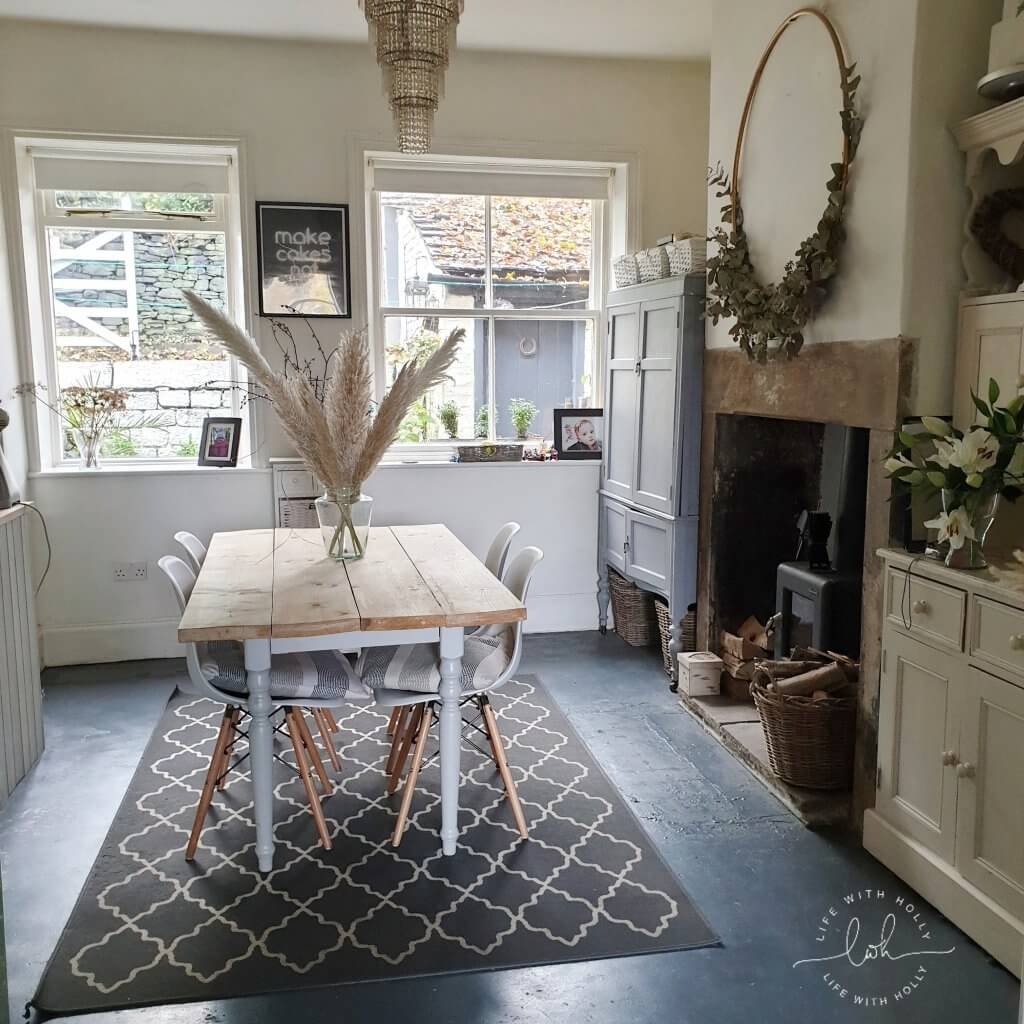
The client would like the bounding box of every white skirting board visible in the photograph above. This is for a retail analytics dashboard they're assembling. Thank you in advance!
[40,593,599,667]
[0,506,44,802]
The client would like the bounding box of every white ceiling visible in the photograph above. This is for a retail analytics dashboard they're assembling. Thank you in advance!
[0,0,711,60]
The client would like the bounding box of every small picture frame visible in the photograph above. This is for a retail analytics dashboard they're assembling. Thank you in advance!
[554,408,604,461]
[198,417,242,468]
[255,201,351,318]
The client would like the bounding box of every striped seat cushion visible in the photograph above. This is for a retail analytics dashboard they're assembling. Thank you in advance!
[202,643,372,702]
[358,630,513,694]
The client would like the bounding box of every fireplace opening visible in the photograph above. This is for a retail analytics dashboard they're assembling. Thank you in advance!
[707,413,870,661]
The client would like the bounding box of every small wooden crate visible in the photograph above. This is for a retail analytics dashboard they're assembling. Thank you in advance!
[608,568,656,647]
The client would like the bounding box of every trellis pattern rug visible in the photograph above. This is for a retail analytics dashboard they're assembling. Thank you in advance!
[34,676,715,1017]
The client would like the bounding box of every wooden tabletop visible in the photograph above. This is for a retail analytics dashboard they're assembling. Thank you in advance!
[177,525,527,643]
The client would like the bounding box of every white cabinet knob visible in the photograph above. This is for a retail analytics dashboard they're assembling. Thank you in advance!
[912,599,930,615]
[956,762,976,779]
[941,750,959,767]
[1010,635,1024,652]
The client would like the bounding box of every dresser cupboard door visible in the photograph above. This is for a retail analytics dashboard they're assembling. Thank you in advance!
[954,300,1024,429]
[955,668,1024,922]
[633,298,680,515]
[601,498,628,575]
[624,509,671,597]
[877,631,961,863]
[603,303,641,502]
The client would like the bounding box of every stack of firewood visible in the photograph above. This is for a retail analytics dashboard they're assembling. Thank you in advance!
[752,646,859,700]
[719,616,771,700]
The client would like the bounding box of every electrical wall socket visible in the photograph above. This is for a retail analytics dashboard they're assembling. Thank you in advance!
[113,561,148,582]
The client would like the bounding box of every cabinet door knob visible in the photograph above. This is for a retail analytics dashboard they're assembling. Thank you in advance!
[956,762,976,779]
[912,599,930,615]
[1010,635,1024,651]
[941,750,959,767]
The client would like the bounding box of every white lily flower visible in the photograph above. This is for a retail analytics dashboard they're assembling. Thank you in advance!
[948,427,999,476]
[884,454,916,475]
[924,507,976,551]
[930,439,956,469]
[921,416,952,437]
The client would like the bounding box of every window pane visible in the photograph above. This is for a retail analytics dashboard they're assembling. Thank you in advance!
[494,319,595,439]
[491,197,592,311]
[54,190,216,215]
[47,226,232,460]
[384,316,489,442]
[379,193,486,309]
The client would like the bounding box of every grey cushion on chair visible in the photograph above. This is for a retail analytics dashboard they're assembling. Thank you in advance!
[202,643,373,702]
[358,630,513,695]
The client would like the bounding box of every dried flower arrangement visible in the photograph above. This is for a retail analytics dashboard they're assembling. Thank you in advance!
[183,291,463,558]
[16,368,166,468]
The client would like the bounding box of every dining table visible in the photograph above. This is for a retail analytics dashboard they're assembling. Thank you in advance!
[177,523,527,872]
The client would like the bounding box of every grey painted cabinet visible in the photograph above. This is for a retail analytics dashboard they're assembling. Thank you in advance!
[597,275,704,682]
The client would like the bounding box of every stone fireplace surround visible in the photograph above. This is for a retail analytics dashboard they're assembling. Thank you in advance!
[695,337,915,826]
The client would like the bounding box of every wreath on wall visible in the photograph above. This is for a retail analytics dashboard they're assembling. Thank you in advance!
[969,189,1024,284]
[706,8,864,363]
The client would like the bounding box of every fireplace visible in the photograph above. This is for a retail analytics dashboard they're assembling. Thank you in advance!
[692,339,914,825]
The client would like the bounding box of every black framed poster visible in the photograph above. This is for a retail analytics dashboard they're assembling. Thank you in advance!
[255,202,351,318]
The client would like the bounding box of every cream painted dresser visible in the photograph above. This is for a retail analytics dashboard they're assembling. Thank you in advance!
[864,547,1024,976]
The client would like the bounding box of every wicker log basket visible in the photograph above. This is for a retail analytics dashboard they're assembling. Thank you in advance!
[608,568,656,647]
[750,659,857,791]
[654,599,673,675]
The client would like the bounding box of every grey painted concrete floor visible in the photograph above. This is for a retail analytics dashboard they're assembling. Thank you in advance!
[0,632,1019,1024]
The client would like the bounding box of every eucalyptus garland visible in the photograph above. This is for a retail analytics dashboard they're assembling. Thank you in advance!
[706,59,863,362]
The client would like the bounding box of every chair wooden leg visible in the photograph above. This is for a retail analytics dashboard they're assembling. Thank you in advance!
[324,709,340,733]
[185,706,235,860]
[296,710,332,793]
[386,706,401,738]
[217,706,240,791]
[479,696,528,838]
[285,709,332,850]
[313,709,341,772]
[387,705,423,794]
[392,705,433,847]
[384,706,410,776]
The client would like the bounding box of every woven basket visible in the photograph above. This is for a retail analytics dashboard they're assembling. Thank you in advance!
[666,237,707,276]
[613,253,640,288]
[654,598,674,676]
[680,603,697,653]
[456,443,522,463]
[637,246,671,282]
[608,568,656,647]
[751,680,857,790]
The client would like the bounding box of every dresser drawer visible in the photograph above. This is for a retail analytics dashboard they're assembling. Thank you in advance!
[884,567,965,651]
[969,595,1024,681]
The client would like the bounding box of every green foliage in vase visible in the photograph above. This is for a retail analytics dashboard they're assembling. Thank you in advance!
[101,429,139,458]
[884,377,1024,550]
[438,399,460,439]
[508,398,538,439]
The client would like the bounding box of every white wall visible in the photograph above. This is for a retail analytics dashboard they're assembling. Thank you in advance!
[0,19,709,664]
[706,0,999,414]
[0,194,28,497]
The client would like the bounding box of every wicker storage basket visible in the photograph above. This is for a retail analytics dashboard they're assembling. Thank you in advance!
[654,598,674,676]
[751,680,857,790]
[613,253,640,288]
[666,237,707,276]
[608,568,656,646]
[456,443,523,463]
[680,603,697,652]
[636,246,671,282]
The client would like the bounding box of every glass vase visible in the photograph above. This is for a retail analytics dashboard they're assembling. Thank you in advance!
[315,489,373,561]
[71,428,103,469]
[941,489,999,570]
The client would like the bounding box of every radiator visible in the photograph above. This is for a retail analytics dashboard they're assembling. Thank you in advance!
[0,505,44,802]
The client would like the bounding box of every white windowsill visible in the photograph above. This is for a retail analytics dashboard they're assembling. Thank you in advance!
[31,464,272,480]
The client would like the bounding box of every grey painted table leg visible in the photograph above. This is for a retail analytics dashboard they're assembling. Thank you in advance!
[438,625,464,856]
[244,638,275,873]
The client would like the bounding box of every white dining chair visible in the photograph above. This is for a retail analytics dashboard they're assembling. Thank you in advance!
[363,546,543,847]
[159,554,372,856]
[173,530,208,577]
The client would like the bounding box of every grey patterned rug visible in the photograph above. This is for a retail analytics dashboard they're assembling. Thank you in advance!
[34,676,716,1018]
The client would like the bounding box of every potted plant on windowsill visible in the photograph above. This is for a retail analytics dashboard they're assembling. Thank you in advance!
[509,398,538,441]
[184,291,462,561]
[884,377,1024,569]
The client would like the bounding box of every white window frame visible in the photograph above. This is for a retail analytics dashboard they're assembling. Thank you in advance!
[9,134,249,471]
[366,153,616,454]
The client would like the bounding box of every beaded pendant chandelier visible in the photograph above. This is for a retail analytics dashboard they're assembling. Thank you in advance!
[359,0,464,154]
